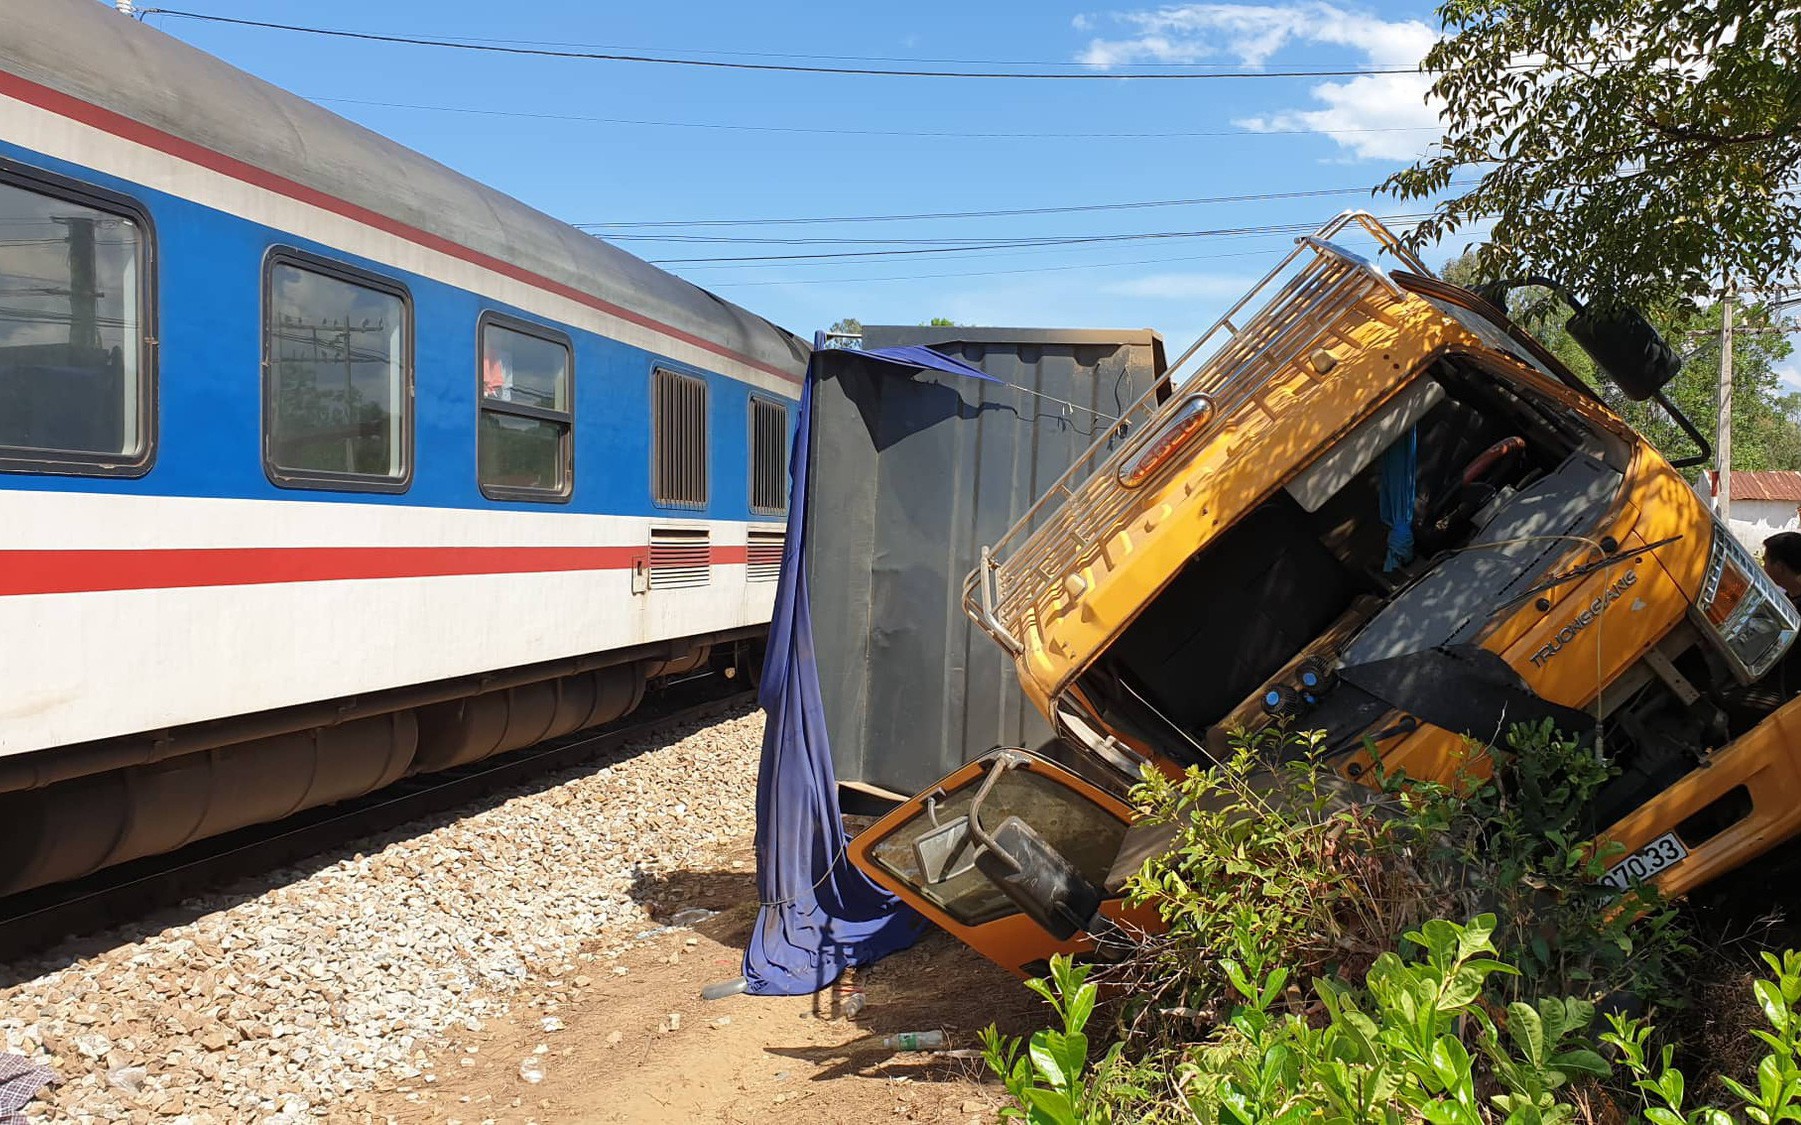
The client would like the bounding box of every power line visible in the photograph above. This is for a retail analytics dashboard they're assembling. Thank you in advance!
[691,229,1436,287]
[667,221,1432,269]
[645,217,1433,265]
[674,213,1446,284]
[692,245,1292,287]
[612,208,1434,247]
[307,95,1443,144]
[582,182,1463,230]
[627,231,1255,246]
[306,34,1357,70]
[612,221,1391,247]
[142,10,1431,80]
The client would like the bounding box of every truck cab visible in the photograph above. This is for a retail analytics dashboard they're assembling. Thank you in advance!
[847,213,1801,978]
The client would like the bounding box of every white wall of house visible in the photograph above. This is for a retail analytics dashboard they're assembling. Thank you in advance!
[1722,499,1801,551]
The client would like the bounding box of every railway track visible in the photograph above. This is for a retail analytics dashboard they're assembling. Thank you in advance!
[0,681,758,965]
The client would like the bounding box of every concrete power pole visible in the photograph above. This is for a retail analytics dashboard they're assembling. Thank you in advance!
[1718,284,1735,521]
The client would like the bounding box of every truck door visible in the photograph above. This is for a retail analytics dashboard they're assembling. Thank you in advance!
[847,748,1142,979]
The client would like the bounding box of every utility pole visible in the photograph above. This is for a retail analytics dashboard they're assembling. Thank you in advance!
[1718,283,1735,521]
[59,216,101,352]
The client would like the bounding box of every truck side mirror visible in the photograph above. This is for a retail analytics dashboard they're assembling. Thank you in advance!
[1565,305,1682,402]
[973,815,1105,940]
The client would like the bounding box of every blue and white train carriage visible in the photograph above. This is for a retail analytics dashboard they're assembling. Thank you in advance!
[0,0,808,894]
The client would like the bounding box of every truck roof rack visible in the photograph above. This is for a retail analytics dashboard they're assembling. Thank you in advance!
[967,211,1431,654]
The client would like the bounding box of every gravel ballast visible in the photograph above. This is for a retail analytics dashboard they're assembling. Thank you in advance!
[0,705,765,1124]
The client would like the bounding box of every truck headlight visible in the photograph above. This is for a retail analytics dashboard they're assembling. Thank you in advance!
[1696,526,1800,683]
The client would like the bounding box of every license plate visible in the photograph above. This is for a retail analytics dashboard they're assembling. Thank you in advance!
[1600,831,1688,891]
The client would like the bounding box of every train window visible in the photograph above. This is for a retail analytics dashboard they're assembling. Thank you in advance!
[478,314,572,501]
[0,168,154,476]
[652,367,708,509]
[748,396,788,515]
[263,252,411,492]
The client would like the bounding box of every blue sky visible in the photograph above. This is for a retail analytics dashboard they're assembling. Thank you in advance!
[137,1,1487,350]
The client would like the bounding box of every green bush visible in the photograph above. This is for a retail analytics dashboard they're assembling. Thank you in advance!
[986,928,1801,1125]
[980,956,1128,1125]
[979,722,1735,1122]
[1117,722,1689,1024]
[1604,951,1801,1125]
[994,928,1801,1116]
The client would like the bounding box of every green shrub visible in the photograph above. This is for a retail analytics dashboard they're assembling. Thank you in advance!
[1413,720,1691,1004]
[1116,721,1689,1025]
[987,926,1801,1125]
[980,956,1129,1125]
[1604,951,1801,1125]
[1118,727,1431,1018]
[980,721,1727,1122]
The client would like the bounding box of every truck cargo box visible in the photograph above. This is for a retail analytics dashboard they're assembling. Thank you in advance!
[805,326,1165,801]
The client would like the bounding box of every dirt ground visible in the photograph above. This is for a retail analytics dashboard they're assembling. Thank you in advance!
[350,844,1045,1124]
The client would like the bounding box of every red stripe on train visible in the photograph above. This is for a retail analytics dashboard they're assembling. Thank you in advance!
[0,71,801,386]
[0,545,752,596]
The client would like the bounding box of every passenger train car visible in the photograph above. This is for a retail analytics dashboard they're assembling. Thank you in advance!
[0,0,808,894]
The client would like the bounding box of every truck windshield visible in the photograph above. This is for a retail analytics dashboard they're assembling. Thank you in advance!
[1072,352,1626,759]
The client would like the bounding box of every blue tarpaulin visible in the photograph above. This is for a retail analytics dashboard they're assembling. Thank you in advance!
[1378,427,1419,572]
[853,344,1001,384]
[745,345,1000,995]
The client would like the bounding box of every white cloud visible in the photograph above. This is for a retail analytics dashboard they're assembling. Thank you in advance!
[1237,73,1440,161]
[1076,3,1442,161]
[1777,357,1801,396]
[1076,3,1430,70]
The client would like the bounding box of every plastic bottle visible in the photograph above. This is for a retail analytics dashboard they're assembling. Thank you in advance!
[700,976,748,1001]
[881,1030,947,1051]
[833,967,866,1020]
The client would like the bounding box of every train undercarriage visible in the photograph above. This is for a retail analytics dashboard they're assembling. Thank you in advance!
[0,629,763,897]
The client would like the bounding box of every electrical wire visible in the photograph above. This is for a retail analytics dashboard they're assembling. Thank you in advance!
[646,216,1434,265]
[684,219,1444,285]
[620,225,1361,247]
[306,95,1444,144]
[141,10,1433,80]
[693,244,1294,287]
[580,182,1467,230]
[669,213,1465,281]
[292,34,1397,70]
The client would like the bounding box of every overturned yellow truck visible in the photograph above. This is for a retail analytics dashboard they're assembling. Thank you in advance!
[846,213,1801,979]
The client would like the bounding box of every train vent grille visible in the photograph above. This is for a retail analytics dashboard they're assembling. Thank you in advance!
[649,528,711,589]
[746,531,786,582]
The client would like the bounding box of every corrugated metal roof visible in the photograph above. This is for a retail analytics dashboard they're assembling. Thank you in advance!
[1708,471,1801,502]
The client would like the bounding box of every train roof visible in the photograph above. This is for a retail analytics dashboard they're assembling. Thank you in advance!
[0,0,810,382]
